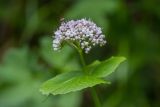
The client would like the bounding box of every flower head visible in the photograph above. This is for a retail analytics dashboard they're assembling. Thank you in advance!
[53,19,106,53]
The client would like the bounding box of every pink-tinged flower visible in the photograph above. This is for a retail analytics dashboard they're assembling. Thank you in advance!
[53,19,106,53]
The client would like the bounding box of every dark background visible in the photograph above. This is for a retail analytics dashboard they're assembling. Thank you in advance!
[0,0,160,107]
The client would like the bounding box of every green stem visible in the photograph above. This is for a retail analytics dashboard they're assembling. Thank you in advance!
[77,49,101,107]
[66,42,85,67]
[78,49,86,67]
[67,42,86,67]
[90,88,101,107]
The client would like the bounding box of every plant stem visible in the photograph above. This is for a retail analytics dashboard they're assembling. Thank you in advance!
[67,42,86,67]
[77,50,101,107]
[78,49,86,67]
[90,88,101,107]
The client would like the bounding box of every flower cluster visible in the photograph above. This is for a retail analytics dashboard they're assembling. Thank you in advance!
[53,19,106,53]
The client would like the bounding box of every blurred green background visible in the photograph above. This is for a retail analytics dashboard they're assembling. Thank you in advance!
[0,0,160,107]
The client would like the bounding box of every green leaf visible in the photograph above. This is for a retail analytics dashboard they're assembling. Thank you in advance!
[40,56,125,95]
[84,60,101,74]
[40,71,106,95]
[90,56,126,78]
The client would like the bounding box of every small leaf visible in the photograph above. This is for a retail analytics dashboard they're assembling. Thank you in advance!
[40,71,106,95]
[90,56,126,78]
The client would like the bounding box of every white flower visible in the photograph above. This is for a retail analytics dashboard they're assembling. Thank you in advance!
[53,18,107,53]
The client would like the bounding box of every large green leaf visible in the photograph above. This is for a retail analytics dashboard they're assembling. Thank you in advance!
[90,56,126,78]
[40,56,125,95]
[40,71,106,95]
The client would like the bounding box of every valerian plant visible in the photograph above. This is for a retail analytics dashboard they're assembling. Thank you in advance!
[39,19,126,107]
